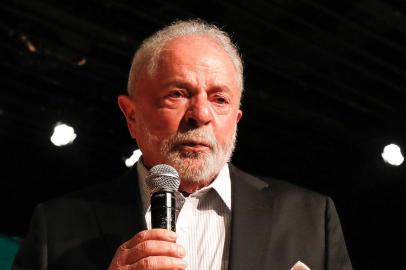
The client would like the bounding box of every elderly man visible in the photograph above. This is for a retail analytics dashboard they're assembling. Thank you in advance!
[13,20,352,270]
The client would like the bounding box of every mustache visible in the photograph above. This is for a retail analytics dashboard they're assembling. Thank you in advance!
[168,128,217,149]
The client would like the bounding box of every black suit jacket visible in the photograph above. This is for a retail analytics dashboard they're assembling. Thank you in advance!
[13,164,352,270]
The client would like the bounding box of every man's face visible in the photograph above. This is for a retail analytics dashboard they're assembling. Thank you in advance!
[119,36,242,191]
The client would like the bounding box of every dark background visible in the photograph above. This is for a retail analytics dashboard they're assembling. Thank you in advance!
[1,0,406,269]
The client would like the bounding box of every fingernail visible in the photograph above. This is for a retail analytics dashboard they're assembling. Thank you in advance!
[177,245,185,257]
[168,231,177,240]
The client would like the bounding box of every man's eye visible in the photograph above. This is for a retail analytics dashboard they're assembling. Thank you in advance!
[214,96,228,104]
[168,91,183,98]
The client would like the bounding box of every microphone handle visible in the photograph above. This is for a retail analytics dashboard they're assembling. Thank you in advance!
[150,191,176,231]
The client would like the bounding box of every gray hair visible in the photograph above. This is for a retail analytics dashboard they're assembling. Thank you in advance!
[127,19,244,96]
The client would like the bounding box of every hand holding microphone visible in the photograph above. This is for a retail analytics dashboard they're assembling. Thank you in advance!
[109,164,186,270]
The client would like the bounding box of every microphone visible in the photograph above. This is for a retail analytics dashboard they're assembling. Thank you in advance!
[146,164,180,231]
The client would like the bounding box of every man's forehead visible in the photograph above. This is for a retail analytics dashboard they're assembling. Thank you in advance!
[160,35,232,62]
[157,36,237,75]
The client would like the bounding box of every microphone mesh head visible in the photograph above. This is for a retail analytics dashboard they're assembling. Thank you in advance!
[146,164,180,194]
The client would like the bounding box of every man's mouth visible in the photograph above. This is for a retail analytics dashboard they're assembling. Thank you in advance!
[178,140,211,152]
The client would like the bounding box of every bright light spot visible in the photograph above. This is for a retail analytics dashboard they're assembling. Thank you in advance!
[381,143,404,166]
[77,58,87,66]
[50,123,77,146]
[125,149,142,167]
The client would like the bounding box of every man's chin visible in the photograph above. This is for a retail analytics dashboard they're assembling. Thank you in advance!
[167,156,216,182]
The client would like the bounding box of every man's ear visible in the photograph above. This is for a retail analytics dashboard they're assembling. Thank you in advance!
[117,95,137,138]
[237,109,243,123]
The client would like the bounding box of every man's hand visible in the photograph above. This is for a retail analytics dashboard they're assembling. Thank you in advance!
[109,229,186,270]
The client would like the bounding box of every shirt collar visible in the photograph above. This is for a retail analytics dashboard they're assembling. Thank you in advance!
[136,158,231,213]
[192,164,231,209]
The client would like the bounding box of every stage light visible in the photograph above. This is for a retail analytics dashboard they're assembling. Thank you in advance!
[50,123,77,146]
[125,149,142,167]
[381,143,404,166]
[77,58,87,66]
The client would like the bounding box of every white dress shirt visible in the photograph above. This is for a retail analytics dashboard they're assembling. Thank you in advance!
[137,160,231,270]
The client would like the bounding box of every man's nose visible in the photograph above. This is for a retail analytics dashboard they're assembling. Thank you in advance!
[184,96,212,128]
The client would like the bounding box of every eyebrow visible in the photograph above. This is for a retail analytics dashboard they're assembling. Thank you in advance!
[163,80,233,93]
[163,80,193,90]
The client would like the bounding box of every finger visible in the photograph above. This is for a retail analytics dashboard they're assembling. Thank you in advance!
[124,240,185,264]
[130,256,186,270]
[109,247,128,270]
[125,229,177,249]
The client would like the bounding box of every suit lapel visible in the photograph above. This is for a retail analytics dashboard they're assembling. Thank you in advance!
[91,165,147,256]
[229,165,274,270]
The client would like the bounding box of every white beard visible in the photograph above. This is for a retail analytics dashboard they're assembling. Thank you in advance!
[141,122,237,184]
